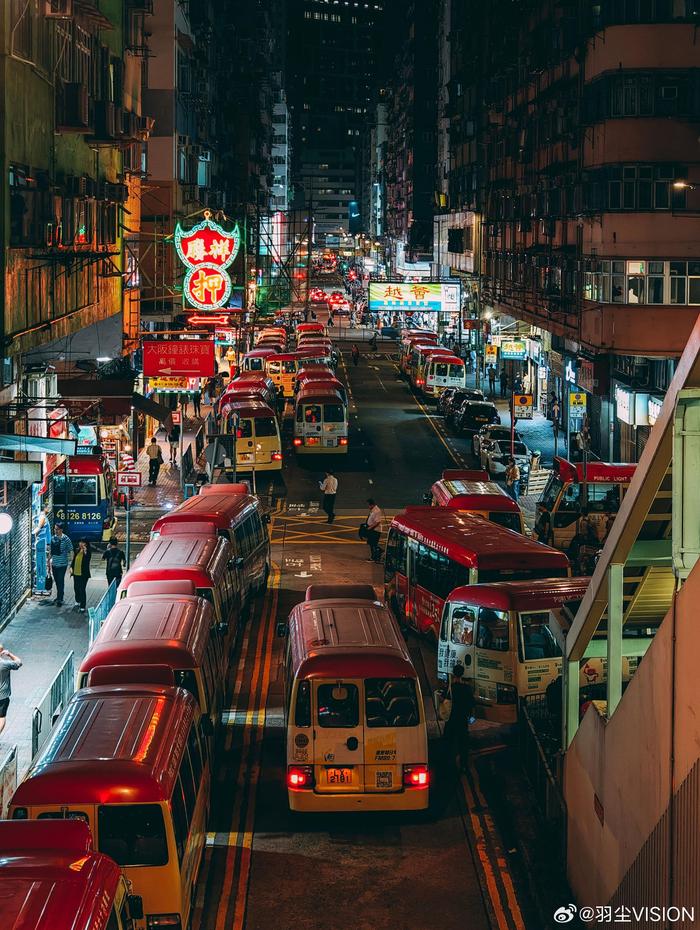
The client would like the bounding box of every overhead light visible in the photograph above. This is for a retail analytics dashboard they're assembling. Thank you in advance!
[96,356,112,362]
[673,181,696,190]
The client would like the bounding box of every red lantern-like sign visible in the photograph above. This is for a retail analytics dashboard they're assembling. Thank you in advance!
[175,211,241,311]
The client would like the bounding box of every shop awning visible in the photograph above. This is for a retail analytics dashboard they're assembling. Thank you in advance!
[58,378,135,423]
[132,392,174,428]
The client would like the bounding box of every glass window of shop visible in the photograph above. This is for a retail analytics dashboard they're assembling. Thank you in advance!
[584,260,700,306]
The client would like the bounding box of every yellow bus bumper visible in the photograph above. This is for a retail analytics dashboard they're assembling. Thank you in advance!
[236,460,283,472]
[289,789,428,812]
[294,445,348,454]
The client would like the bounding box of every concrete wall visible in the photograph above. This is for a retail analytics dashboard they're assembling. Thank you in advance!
[564,564,700,906]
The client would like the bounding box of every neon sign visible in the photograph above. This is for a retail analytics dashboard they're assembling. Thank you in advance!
[175,211,241,311]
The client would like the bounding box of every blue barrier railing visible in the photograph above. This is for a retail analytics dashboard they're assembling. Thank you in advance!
[87,578,117,646]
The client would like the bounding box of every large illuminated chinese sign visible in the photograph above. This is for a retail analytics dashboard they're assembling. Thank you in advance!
[175,211,241,311]
[368,281,460,315]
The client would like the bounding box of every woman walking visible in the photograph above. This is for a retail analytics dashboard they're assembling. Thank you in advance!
[71,539,92,613]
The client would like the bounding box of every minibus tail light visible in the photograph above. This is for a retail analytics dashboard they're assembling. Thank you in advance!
[403,764,429,788]
[146,916,182,929]
[271,451,282,461]
[339,437,348,446]
[287,765,314,789]
[293,438,302,446]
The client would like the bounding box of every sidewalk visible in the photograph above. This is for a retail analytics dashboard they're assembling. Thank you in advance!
[132,412,209,509]
[1,577,108,780]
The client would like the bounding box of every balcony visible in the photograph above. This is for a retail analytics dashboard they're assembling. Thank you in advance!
[581,301,700,356]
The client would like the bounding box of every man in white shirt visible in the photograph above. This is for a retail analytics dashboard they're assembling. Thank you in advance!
[365,498,384,562]
[319,471,338,524]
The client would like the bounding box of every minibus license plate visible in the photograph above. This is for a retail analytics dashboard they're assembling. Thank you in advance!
[326,767,353,785]
[239,453,253,462]
[305,437,320,445]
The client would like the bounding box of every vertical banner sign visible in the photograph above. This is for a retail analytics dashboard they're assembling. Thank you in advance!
[513,394,534,419]
[175,211,241,311]
[485,345,498,364]
[569,391,587,418]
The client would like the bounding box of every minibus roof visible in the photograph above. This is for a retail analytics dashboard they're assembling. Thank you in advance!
[245,348,278,358]
[11,684,196,805]
[80,594,215,677]
[0,822,123,930]
[446,577,590,612]
[297,365,335,379]
[120,534,232,589]
[552,456,635,484]
[58,455,107,476]
[431,479,520,512]
[199,482,249,495]
[391,508,570,572]
[221,393,270,412]
[151,490,257,536]
[296,385,345,403]
[289,598,415,680]
[223,398,276,418]
[428,354,464,366]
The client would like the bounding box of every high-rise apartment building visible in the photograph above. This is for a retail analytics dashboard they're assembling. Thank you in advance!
[286,0,384,242]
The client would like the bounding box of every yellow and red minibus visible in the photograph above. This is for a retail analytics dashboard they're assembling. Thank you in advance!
[293,384,348,453]
[10,684,208,930]
[282,585,429,811]
[221,397,283,473]
[428,474,526,534]
[410,345,455,391]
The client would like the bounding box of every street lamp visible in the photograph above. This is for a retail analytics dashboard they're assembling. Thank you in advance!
[673,181,697,191]
[0,513,13,535]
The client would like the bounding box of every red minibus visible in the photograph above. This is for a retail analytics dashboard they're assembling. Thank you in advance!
[0,820,143,930]
[384,508,570,639]
[10,684,208,930]
[293,384,348,452]
[296,322,326,339]
[422,354,466,398]
[404,341,446,382]
[242,348,278,372]
[119,534,242,642]
[539,456,636,549]
[410,345,455,390]
[150,490,270,602]
[78,593,225,738]
[399,335,438,375]
[282,585,429,812]
[223,373,277,409]
[428,476,525,534]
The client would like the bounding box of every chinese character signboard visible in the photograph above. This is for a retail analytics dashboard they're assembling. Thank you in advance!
[570,391,588,418]
[175,211,241,311]
[485,345,498,364]
[368,281,460,314]
[513,394,533,419]
[500,340,528,360]
[117,471,142,488]
[143,340,215,378]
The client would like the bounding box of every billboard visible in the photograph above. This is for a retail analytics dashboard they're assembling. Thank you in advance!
[368,282,460,315]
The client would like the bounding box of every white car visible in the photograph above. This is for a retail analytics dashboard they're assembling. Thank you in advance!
[483,439,531,479]
[474,424,522,465]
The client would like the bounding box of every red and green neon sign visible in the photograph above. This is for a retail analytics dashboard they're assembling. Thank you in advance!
[175,211,241,311]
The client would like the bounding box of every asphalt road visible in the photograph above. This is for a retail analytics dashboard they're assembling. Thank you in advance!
[190,299,537,930]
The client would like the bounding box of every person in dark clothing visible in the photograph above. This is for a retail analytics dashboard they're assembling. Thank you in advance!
[102,537,126,587]
[499,368,509,398]
[192,390,202,418]
[443,663,476,772]
[534,503,553,545]
[70,539,92,612]
[351,344,360,366]
[167,424,180,464]
[276,385,286,418]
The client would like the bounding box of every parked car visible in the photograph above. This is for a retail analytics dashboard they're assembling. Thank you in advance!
[334,301,351,315]
[483,439,531,481]
[453,400,500,435]
[474,424,523,463]
[438,387,485,419]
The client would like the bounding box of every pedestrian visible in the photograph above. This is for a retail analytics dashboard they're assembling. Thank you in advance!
[328,313,335,328]
[70,539,92,613]
[276,384,286,418]
[0,644,22,737]
[33,506,52,597]
[168,423,180,465]
[443,663,475,773]
[102,537,126,588]
[499,367,509,398]
[365,498,384,562]
[46,523,73,608]
[513,373,524,394]
[368,332,377,351]
[505,457,521,501]
[351,344,360,366]
[487,364,497,397]
[534,502,553,545]
[469,348,476,372]
[146,436,163,485]
[319,470,338,524]
[192,389,202,418]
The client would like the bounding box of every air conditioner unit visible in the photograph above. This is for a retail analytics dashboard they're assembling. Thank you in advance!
[57,83,91,132]
[45,0,73,16]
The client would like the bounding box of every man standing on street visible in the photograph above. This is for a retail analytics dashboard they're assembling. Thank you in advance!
[365,498,384,562]
[102,537,126,588]
[146,436,162,486]
[0,644,22,737]
[319,471,338,524]
[487,364,497,397]
[505,457,521,502]
[443,663,475,773]
[47,523,73,608]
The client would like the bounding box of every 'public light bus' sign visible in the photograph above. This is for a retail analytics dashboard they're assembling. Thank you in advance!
[175,211,241,311]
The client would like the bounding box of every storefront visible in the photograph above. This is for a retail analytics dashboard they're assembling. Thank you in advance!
[614,384,652,462]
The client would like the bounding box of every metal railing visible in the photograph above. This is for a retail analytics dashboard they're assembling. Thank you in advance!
[88,579,117,646]
[31,651,74,760]
[0,746,18,817]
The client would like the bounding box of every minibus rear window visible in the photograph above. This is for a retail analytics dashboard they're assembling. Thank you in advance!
[54,474,98,506]
[324,403,344,423]
[489,512,521,533]
[449,364,464,378]
[38,810,89,822]
[255,417,278,437]
[174,669,199,703]
[317,683,359,728]
[365,679,419,728]
[237,419,253,439]
[304,404,322,424]
[98,803,168,866]
[295,680,311,727]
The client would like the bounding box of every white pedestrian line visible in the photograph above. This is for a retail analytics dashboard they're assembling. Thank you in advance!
[309,555,322,572]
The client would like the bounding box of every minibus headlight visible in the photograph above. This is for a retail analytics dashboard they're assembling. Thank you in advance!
[403,764,430,788]
[287,765,314,789]
[496,683,518,704]
[147,915,182,929]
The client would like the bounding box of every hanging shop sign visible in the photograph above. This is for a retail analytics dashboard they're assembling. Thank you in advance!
[368,281,460,314]
[647,396,663,426]
[175,211,241,311]
[485,345,498,364]
[577,358,595,394]
[500,340,528,360]
[513,394,534,420]
[569,391,588,418]
[148,376,189,391]
[117,471,142,488]
[215,329,237,346]
[142,340,215,378]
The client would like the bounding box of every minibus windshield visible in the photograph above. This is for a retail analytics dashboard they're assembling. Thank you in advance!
[53,475,98,505]
[97,803,168,866]
[255,417,278,436]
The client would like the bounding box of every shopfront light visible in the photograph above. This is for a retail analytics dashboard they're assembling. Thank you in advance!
[0,513,14,535]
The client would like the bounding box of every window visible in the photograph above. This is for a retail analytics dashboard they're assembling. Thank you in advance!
[449,364,464,378]
[254,417,277,438]
[53,474,98,506]
[317,682,359,728]
[520,611,561,660]
[384,528,406,575]
[283,360,297,374]
[475,608,509,652]
[295,680,311,727]
[236,418,253,439]
[450,605,476,645]
[489,512,522,533]
[435,363,449,378]
[170,782,188,863]
[365,678,419,727]
[97,804,168,866]
[304,404,322,424]
[38,809,89,822]
[174,669,198,702]
[323,403,344,423]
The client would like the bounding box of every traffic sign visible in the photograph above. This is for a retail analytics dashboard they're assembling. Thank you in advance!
[569,391,587,417]
[117,471,142,488]
[142,340,215,378]
[485,345,498,363]
[513,393,533,419]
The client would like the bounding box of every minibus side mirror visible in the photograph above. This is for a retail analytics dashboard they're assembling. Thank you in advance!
[128,895,144,921]
[422,492,431,504]
[218,620,229,637]
[229,556,245,569]
[276,620,288,637]
[262,512,271,524]
[201,716,214,738]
